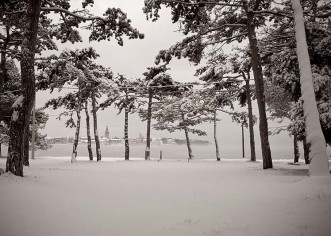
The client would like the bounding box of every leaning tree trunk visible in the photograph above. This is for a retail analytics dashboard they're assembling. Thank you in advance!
[85,100,93,161]
[244,75,256,162]
[145,88,152,160]
[214,108,220,161]
[23,124,29,166]
[71,110,81,163]
[124,105,129,160]
[303,135,310,164]
[244,3,273,169]
[91,89,101,161]
[6,0,41,176]
[181,112,193,161]
[293,133,300,163]
[291,0,329,176]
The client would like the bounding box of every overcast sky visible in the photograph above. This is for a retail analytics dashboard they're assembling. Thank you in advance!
[36,0,299,157]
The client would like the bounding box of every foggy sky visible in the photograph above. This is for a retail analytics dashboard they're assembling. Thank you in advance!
[37,0,298,157]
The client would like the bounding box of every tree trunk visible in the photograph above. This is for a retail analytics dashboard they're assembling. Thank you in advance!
[303,135,310,164]
[31,100,36,160]
[245,76,256,162]
[241,124,245,159]
[291,0,329,176]
[0,25,10,119]
[85,100,93,161]
[124,106,129,160]
[244,3,273,169]
[145,88,152,160]
[23,124,29,166]
[71,110,81,163]
[91,89,101,161]
[214,109,220,161]
[181,112,193,160]
[293,133,300,163]
[6,0,41,176]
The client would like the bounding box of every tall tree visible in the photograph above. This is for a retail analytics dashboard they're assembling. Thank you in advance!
[260,0,330,172]
[139,65,179,160]
[144,0,275,168]
[0,59,20,157]
[44,90,84,163]
[83,64,114,162]
[153,89,210,160]
[290,0,329,175]
[6,0,41,176]
[196,51,256,161]
[115,75,138,160]
[102,75,138,160]
[0,60,50,159]
[40,51,92,162]
[3,0,143,175]
[38,48,114,162]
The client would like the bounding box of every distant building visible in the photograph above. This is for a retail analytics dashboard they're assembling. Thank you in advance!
[105,126,109,139]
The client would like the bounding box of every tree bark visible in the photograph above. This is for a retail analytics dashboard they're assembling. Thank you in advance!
[6,0,41,176]
[291,0,329,176]
[91,89,101,161]
[181,112,193,160]
[245,76,256,162]
[145,88,152,160]
[71,110,81,163]
[214,109,220,161]
[85,100,93,161]
[124,106,129,160]
[23,124,29,166]
[293,133,300,163]
[244,2,273,169]
[303,135,310,164]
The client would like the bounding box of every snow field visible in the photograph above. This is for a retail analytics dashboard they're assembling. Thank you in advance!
[0,158,331,236]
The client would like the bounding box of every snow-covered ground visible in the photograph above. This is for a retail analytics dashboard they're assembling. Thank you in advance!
[0,157,331,236]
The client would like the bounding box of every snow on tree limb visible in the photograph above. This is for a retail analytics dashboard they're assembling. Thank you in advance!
[11,95,24,108]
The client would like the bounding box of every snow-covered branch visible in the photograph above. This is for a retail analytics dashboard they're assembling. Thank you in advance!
[156,0,242,8]
[40,7,108,22]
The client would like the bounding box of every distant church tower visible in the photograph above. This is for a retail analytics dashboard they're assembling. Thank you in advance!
[105,126,109,139]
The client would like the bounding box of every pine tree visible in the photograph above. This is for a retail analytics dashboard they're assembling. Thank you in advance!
[196,50,257,161]
[260,0,330,172]
[101,75,138,160]
[138,65,180,160]
[144,0,276,168]
[2,0,143,175]
[290,0,329,175]
[153,88,210,160]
